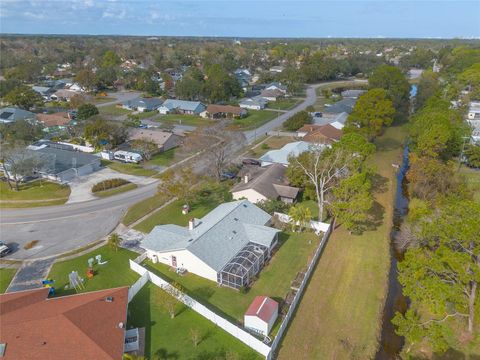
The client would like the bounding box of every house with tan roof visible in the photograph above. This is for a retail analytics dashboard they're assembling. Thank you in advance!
[201,104,247,119]
[36,112,73,131]
[0,287,130,360]
[297,123,343,144]
[128,128,182,152]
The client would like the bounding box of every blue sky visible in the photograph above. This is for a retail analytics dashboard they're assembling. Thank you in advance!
[0,1,479,38]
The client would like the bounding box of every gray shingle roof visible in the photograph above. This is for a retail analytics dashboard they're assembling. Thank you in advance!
[141,200,279,272]
[160,99,205,112]
[0,107,35,123]
[259,141,313,166]
[122,97,163,110]
[323,97,357,114]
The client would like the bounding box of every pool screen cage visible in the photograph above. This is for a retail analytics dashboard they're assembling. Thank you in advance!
[218,242,270,289]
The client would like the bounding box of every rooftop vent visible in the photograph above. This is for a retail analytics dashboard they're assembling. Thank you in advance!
[105,296,113,302]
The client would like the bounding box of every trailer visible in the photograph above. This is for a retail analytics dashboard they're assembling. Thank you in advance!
[113,150,142,163]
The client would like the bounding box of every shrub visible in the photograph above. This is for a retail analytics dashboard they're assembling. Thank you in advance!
[261,143,270,150]
[92,178,130,193]
[283,110,311,131]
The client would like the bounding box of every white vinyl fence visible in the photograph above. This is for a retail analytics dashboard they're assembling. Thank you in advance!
[274,212,330,234]
[128,270,149,303]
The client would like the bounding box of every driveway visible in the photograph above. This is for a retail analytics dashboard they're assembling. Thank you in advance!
[67,167,157,204]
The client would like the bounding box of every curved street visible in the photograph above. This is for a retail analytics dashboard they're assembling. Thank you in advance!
[0,80,363,260]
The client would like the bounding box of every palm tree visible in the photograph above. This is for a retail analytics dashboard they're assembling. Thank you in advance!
[108,233,120,252]
[288,204,312,232]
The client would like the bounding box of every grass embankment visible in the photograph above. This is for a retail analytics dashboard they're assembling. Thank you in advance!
[47,246,139,297]
[0,268,17,293]
[128,283,262,360]
[144,231,317,324]
[0,180,70,208]
[99,104,131,116]
[229,110,278,130]
[122,194,168,226]
[277,125,407,359]
[102,160,157,177]
[267,98,301,110]
[94,183,138,198]
[146,148,176,167]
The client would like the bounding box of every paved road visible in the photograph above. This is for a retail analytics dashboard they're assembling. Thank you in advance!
[95,90,142,108]
[0,80,360,260]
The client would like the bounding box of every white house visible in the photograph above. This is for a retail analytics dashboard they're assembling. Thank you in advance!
[239,96,268,111]
[259,141,316,167]
[158,99,205,115]
[269,66,285,73]
[468,101,480,120]
[141,200,280,289]
[244,296,278,336]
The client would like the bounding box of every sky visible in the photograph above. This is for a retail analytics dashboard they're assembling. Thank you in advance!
[0,0,479,39]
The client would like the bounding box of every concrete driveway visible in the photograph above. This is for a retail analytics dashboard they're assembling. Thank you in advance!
[67,167,157,204]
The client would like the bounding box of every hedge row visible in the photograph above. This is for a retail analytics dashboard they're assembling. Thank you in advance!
[92,178,131,193]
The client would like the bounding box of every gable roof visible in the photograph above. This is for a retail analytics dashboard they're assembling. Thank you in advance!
[232,163,299,200]
[323,97,357,115]
[0,287,128,360]
[0,107,35,123]
[141,200,279,272]
[128,128,180,146]
[260,89,284,98]
[259,141,314,166]
[36,112,71,127]
[161,99,204,112]
[245,296,278,322]
[123,97,163,110]
[206,104,246,116]
[301,124,343,144]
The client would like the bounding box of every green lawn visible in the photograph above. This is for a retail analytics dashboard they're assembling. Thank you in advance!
[103,160,157,177]
[93,96,116,104]
[267,98,301,110]
[135,197,222,233]
[156,114,211,127]
[0,268,17,293]
[460,166,480,203]
[278,125,407,359]
[248,136,297,158]
[94,183,138,198]
[122,194,169,226]
[146,148,176,167]
[99,104,131,116]
[0,180,70,208]
[48,246,139,297]
[136,110,158,119]
[229,110,278,131]
[128,283,262,360]
[144,231,318,324]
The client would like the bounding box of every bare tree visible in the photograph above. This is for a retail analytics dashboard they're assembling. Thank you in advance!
[0,142,36,191]
[131,138,158,160]
[157,166,196,207]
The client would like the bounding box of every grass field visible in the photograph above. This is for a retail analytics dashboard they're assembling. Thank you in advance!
[127,283,262,360]
[103,160,157,177]
[0,180,70,207]
[0,268,17,293]
[144,230,318,324]
[267,98,301,110]
[122,194,169,226]
[248,136,297,157]
[99,104,131,116]
[460,166,480,203]
[277,125,407,359]
[47,246,139,297]
[229,110,278,130]
[156,114,211,127]
[146,148,176,167]
[94,183,138,198]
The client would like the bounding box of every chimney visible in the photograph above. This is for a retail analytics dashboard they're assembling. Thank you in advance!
[244,175,249,184]
[188,218,195,230]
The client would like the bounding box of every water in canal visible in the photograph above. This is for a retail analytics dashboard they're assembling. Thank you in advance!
[375,145,410,360]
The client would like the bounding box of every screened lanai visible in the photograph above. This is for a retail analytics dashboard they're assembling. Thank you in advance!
[217,242,270,289]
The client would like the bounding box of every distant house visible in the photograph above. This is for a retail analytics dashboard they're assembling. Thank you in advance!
[312,112,348,129]
[244,296,279,336]
[201,104,247,119]
[68,83,86,92]
[259,141,316,167]
[269,66,285,73]
[141,200,280,289]
[26,142,101,183]
[341,89,366,98]
[128,128,182,152]
[232,164,300,204]
[32,86,56,100]
[234,69,252,91]
[0,107,35,124]
[0,287,129,360]
[323,97,357,116]
[260,88,284,102]
[158,99,205,115]
[297,124,343,144]
[264,82,287,94]
[239,96,268,111]
[122,97,163,112]
[50,89,78,102]
[467,101,480,120]
[36,112,73,132]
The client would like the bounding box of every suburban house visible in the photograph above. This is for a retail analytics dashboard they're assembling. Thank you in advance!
[239,96,268,111]
[232,164,300,204]
[323,97,357,117]
[264,82,288,94]
[32,85,56,100]
[312,112,348,129]
[244,296,279,336]
[158,99,206,115]
[141,200,280,289]
[128,128,182,152]
[269,66,285,73]
[122,97,164,112]
[68,83,86,92]
[260,88,285,102]
[0,107,36,124]
[234,69,252,92]
[201,104,247,119]
[468,101,480,120]
[50,89,78,102]
[259,141,314,167]
[297,123,343,144]
[36,112,73,132]
[0,287,130,360]
[341,89,366,98]
[27,141,101,183]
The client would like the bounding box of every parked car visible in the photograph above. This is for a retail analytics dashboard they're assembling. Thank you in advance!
[242,158,260,166]
[220,171,236,181]
[0,241,11,257]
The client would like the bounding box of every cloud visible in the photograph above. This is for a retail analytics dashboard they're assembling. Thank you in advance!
[102,8,126,19]
[23,11,45,19]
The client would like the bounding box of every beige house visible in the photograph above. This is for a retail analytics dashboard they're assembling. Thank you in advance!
[128,128,182,152]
